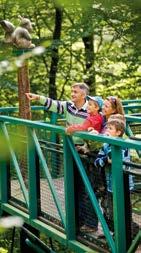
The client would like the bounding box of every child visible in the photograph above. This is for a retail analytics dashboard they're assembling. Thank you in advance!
[94,114,134,232]
[66,96,103,134]
[66,95,103,232]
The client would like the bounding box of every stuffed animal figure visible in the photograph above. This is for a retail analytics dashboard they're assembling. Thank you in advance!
[0,16,35,49]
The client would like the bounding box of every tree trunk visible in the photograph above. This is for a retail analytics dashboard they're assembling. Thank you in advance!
[18,61,31,119]
[81,0,95,94]
[82,35,95,94]
[49,7,63,99]
[17,60,31,184]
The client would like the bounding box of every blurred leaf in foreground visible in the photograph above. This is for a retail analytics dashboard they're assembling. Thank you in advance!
[0,216,23,233]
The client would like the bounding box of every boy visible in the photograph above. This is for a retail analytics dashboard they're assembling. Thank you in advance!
[66,96,103,134]
[94,114,134,232]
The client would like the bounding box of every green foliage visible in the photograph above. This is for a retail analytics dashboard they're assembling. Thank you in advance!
[55,0,93,10]
[0,217,23,253]
[0,248,8,253]
[0,0,141,108]
[0,228,20,253]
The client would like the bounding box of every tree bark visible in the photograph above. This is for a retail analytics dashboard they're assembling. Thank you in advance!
[81,0,95,94]
[49,7,63,99]
[17,60,31,184]
[18,61,31,119]
[82,34,95,94]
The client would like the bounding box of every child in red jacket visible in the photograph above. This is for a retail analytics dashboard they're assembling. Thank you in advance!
[66,96,103,134]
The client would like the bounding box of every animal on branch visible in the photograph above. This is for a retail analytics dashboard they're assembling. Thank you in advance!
[0,15,35,49]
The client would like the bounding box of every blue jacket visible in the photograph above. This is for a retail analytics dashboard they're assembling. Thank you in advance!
[94,143,134,192]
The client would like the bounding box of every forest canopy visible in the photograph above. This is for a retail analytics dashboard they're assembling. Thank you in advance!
[0,0,141,107]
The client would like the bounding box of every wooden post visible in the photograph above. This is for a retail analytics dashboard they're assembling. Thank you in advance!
[17,60,31,120]
[14,49,32,184]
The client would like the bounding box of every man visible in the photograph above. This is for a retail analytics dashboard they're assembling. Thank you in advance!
[26,82,98,232]
[26,82,89,145]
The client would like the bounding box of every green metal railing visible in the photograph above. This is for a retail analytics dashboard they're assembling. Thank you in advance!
[0,113,141,253]
[0,102,141,253]
[122,99,141,114]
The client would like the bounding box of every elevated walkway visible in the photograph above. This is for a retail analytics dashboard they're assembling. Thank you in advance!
[0,103,141,253]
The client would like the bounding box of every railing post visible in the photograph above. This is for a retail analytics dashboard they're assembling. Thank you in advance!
[63,136,76,240]
[20,224,39,253]
[0,124,9,214]
[0,160,9,215]
[123,172,132,250]
[27,128,40,219]
[112,145,126,253]
[50,112,59,178]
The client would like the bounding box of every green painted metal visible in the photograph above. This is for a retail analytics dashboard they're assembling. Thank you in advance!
[111,146,126,253]
[125,124,134,137]
[27,128,39,219]
[23,225,56,253]
[67,137,116,253]
[122,99,141,105]
[0,106,44,113]
[2,201,93,253]
[126,115,141,123]
[0,122,29,207]
[0,115,64,133]
[30,129,66,228]
[127,231,141,253]
[63,136,76,240]
[13,48,33,56]
[0,111,141,253]
[0,160,8,205]
[1,203,67,245]
[49,112,59,177]
[0,124,8,209]
[25,239,48,253]
[68,240,96,253]
[124,105,141,114]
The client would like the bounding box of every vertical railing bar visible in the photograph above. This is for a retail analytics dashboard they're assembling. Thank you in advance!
[112,145,126,253]
[0,123,29,207]
[0,159,9,212]
[30,129,66,228]
[67,137,116,253]
[63,136,76,239]
[27,128,40,219]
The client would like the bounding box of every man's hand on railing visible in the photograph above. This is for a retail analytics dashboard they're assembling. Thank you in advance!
[25,93,40,101]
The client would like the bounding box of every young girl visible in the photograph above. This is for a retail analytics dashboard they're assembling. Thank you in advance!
[66,96,103,134]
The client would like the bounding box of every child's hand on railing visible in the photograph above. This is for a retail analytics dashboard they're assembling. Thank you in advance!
[66,126,74,134]
[88,127,98,134]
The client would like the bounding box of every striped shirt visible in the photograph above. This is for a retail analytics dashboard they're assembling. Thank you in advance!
[39,96,88,144]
